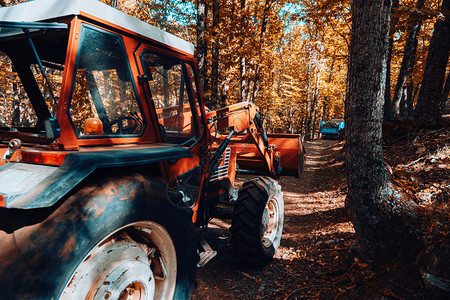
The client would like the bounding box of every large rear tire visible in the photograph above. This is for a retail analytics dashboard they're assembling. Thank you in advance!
[0,175,197,300]
[230,177,284,268]
[56,176,197,300]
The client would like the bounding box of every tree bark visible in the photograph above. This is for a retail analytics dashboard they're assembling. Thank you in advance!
[109,0,118,8]
[304,50,312,140]
[197,0,208,100]
[415,0,450,125]
[12,83,20,127]
[211,0,220,109]
[322,55,335,123]
[311,93,319,139]
[239,0,247,102]
[240,57,247,102]
[406,82,416,117]
[392,0,425,118]
[251,0,272,102]
[345,0,418,262]
[399,87,407,118]
[322,97,328,122]
[441,70,450,109]
[383,0,399,121]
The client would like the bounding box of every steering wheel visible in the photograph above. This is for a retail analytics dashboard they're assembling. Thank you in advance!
[110,115,138,134]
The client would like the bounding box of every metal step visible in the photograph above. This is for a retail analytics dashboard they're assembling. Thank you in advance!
[197,236,217,268]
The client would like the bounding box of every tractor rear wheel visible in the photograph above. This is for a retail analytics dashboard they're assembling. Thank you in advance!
[230,177,284,268]
[60,221,178,300]
[0,175,197,300]
[55,176,197,300]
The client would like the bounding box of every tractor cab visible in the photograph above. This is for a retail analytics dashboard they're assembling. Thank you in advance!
[0,0,208,218]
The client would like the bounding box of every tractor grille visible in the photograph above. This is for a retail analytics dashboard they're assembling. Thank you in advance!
[211,147,231,182]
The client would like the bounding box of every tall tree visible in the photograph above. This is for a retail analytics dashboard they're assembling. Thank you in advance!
[251,0,273,102]
[239,0,248,102]
[345,0,418,261]
[415,0,450,125]
[392,0,425,118]
[110,0,118,8]
[383,0,399,121]
[210,0,220,109]
[197,0,208,96]
[442,70,450,108]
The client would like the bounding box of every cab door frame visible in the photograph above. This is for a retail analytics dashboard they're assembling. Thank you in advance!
[134,43,209,222]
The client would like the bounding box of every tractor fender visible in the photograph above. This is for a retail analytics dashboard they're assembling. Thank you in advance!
[0,174,197,299]
[0,145,192,209]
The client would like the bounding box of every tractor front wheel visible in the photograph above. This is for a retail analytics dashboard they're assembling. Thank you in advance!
[230,177,284,268]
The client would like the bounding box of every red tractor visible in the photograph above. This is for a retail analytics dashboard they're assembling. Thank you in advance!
[0,0,305,298]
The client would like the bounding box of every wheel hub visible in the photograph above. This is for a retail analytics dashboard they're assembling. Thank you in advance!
[91,259,155,300]
[261,198,279,248]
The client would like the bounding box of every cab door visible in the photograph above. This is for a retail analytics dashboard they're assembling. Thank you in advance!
[135,44,207,217]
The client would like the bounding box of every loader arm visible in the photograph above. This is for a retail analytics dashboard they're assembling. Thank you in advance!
[205,102,278,177]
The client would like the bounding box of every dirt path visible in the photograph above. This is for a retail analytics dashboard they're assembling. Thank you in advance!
[192,139,353,299]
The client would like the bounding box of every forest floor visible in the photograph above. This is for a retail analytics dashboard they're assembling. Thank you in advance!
[191,120,449,299]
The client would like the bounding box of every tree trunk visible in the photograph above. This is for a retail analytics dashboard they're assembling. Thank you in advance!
[392,0,425,118]
[211,0,220,109]
[110,0,118,8]
[311,92,319,139]
[12,83,20,127]
[441,70,450,109]
[383,0,399,121]
[406,82,415,117]
[399,86,407,118]
[345,0,418,262]
[321,55,335,124]
[197,0,208,100]
[240,58,247,102]
[251,0,272,102]
[239,0,247,102]
[322,98,328,122]
[415,0,450,125]
[304,53,312,140]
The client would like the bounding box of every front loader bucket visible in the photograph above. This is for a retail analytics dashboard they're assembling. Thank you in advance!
[268,133,306,177]
[234,133,306,178]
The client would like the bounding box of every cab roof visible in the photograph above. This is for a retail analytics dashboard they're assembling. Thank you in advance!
[0,0,194,55]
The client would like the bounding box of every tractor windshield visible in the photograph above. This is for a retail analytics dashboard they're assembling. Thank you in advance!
[68,25,145,138]
[0,21,68,136]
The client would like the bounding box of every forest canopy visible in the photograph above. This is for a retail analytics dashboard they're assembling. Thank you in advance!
[1,0,448,134]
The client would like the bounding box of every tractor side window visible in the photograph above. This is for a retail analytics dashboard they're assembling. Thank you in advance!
[69,25,144,137]
[0,52,38,128]
[31,64,62,117]
[140,51,196,143]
